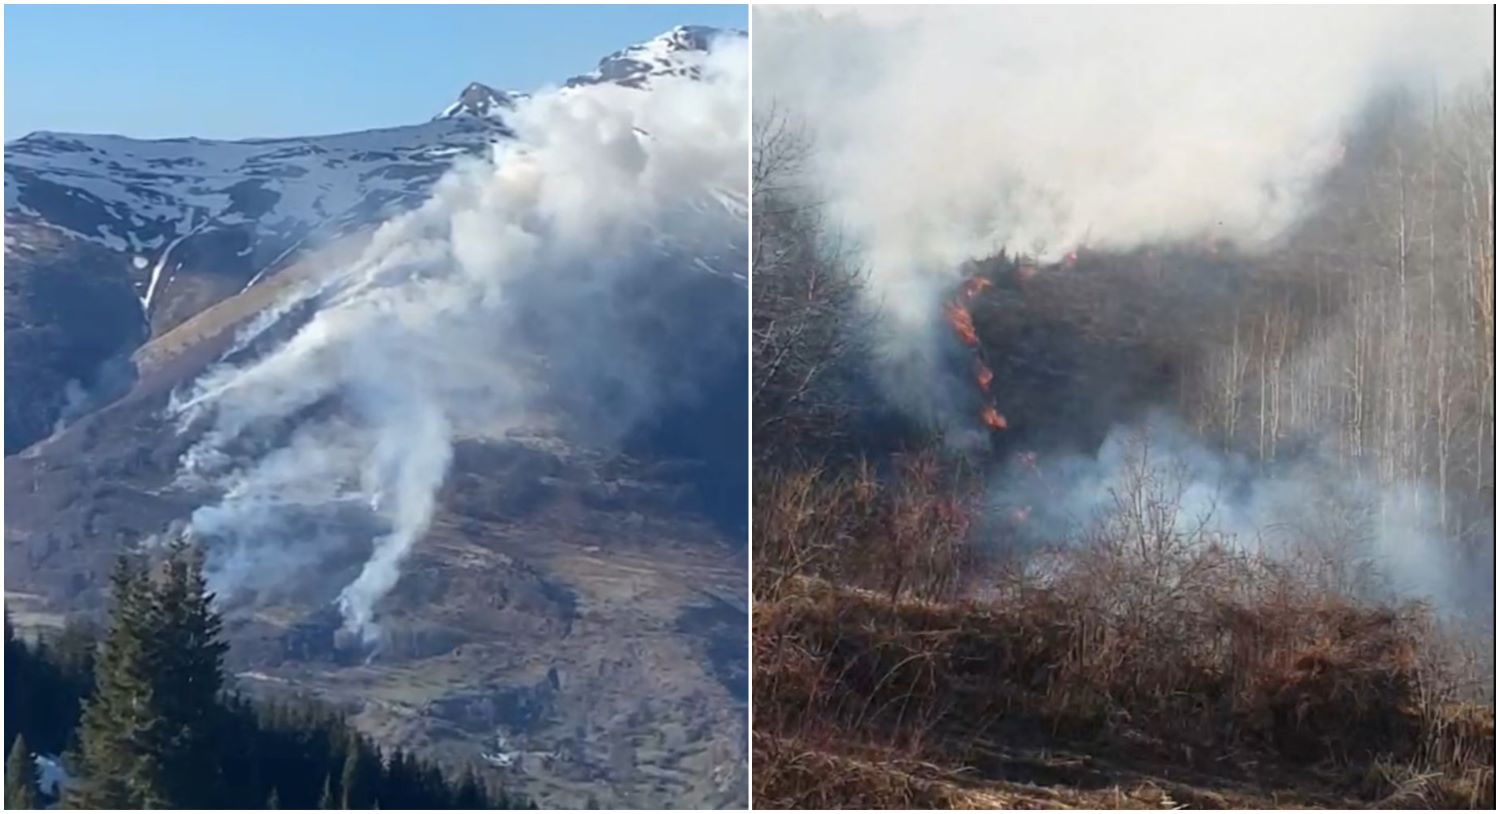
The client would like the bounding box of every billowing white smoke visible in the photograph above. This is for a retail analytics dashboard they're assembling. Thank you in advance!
[987,413,1482,613]
[754,5,1492,330]
[755,7,1492,611]
[171,36,747,641]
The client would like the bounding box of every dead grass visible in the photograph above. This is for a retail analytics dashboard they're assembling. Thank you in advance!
[752,455,1495,809]
[754,733,984,809]
[754,449,976,604]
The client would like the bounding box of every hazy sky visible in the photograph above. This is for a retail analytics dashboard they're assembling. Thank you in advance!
[3,4,747,141]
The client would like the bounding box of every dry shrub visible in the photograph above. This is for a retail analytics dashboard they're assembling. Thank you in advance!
[1364,754,1495,809]
[753,462,875,600]
[1225,599,1426,761]
[754,442,1493,808]
[755,449,976,603]
[759,574,1491,803]
[753,733,981,810]
[984,434,1483,767]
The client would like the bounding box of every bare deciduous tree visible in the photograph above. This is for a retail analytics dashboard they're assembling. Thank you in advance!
[752,106,872,461]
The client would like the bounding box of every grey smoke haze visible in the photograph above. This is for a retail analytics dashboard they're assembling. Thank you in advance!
[171,37,747,640]
[51,356,137,436]
[754,5,1493,331]
[755,7,1492,612]
[986,413,1482,614]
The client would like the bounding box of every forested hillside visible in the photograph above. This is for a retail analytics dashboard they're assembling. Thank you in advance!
[4,543,529,810]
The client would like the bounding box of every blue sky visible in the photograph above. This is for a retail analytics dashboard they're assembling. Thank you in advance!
[4,4,747,141]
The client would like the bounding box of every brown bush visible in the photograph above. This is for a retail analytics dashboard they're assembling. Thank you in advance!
[753,733,982,810]
[754,447,1493,808]
[754,449,977,603]
[756,573,1493,806]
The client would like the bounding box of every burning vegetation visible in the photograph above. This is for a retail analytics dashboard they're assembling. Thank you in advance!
[751,35,1495,804]
[945,276,1008,433]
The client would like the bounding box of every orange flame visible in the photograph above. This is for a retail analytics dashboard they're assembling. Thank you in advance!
[975,361,994,393]
[945,302,979,346]
[945,275,1008,434]
[960,276,993,300]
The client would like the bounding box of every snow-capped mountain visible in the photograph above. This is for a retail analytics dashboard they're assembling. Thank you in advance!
[6,25,738,320]
[437,82,527,121]
[7,117,507,309]
[435,24,738,120]
[3,25,742,454]
[568,24,731,88]
[4,25,748,808]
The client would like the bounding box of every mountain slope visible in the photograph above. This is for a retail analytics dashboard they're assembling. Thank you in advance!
[5,119,507,329]
[3,117,503,453]
[4,25,748,808]
[3,24,742,453]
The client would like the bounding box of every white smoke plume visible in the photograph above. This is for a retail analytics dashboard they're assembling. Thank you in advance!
[754,5,1493,331]
[986,413,1484,614]
[171,35,748,641]
[754,7,1492,613]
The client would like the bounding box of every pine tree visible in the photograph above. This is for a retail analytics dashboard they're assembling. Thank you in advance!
[6,734,40,810]
[65,544,229,809]
[6,592,532,810]
[150,540,228,807]
[318,773,336,810]
[454,767,485,809]
[379,748,409,810]
[65,556,162,808]
[339,733,377,810]
[5,613,95,760]
[418,763,449,808]
[4,614,23,752]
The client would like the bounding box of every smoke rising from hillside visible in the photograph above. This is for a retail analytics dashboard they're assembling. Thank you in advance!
[754,5,1492,331]
[171,36,747,640]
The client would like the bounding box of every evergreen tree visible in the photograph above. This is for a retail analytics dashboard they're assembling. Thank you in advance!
[6,734,41,810]
[5,612,92,757]
[10,547,532,810]
[65,556,162,808]
[219,694,265,809]
[65,544,229,808]
[418,763,449,808]
[318,773,336,810]
[339,733,377,810]
[379,748,411,810]
[150,541,228,807]
[4,615,24,752]
[454,767,485,809]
